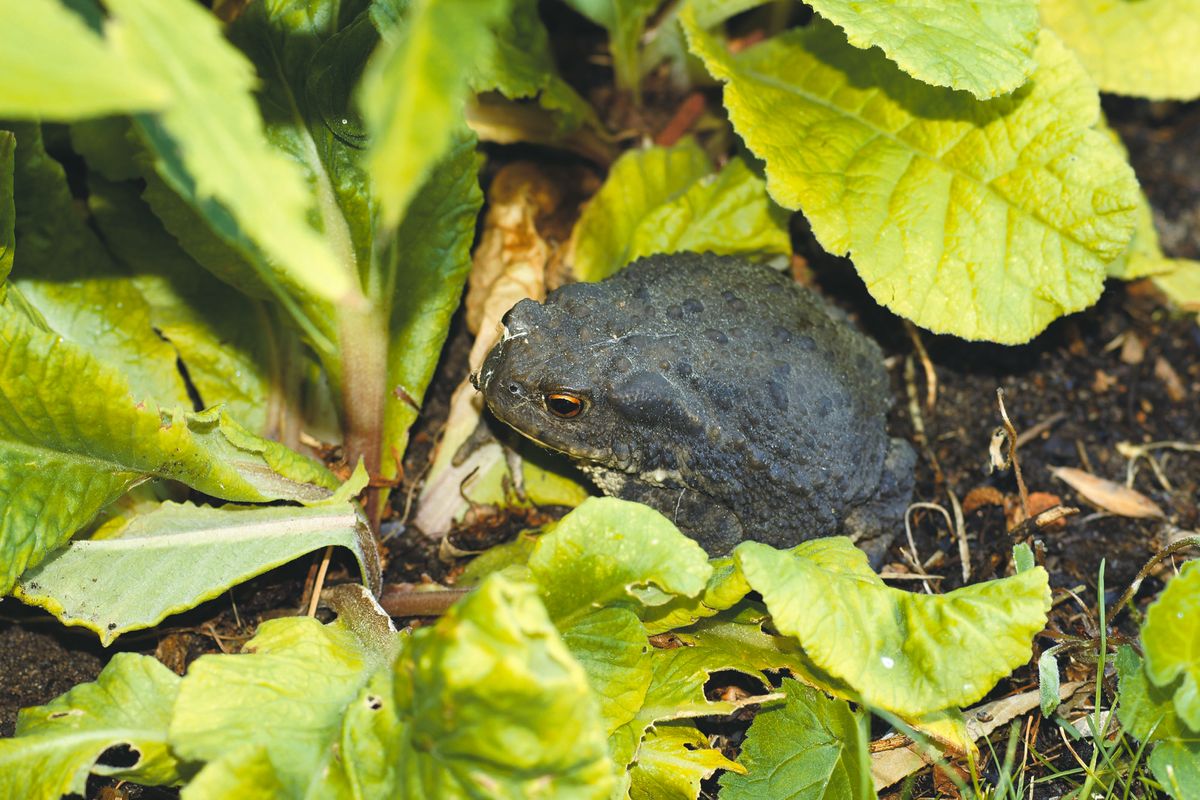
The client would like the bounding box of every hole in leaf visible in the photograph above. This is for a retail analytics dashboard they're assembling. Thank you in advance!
[96,743,140,769]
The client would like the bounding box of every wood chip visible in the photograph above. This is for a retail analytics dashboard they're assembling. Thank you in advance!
[1154,356,1188,403]
[962,486,1005,515]
[1120,333,1145,365]
[1050,466,1165,519]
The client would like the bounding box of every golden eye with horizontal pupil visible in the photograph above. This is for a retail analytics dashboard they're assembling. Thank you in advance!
[546,393,585,418]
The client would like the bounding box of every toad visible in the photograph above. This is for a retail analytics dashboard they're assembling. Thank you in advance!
[475,252,915,562]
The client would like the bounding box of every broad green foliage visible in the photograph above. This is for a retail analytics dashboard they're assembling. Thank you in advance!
[475,0,596,128]
[528,498,712,740]
[683,12,1140,343]
[719,678,874,800]
[87,177,278,433]
[1117,647,1200,800]
[0,0,168,119]
[15,501,380,644]
[10,125,190,408]
[641,556,749,634]
[572,139,790,281]
[110,0,357,307]
[0,293,335,592]
[808,0,1038,98]
[1155,261,1200,312]
[0,654,182,799]
[1042,0,1200,100]
[361,0,511,229]
[380,132,484,482]
[1142,560,1200,730]
[529,497,712,623]
[736,538,1052,716]
[628,723,743,800]
[561,0,662,93]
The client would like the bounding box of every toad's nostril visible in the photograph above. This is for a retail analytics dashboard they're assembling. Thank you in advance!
[508,382,520,394]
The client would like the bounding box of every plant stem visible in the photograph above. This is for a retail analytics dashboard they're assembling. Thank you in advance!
[338,302,389,526]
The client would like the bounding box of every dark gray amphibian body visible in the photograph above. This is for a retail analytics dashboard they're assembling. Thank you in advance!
[477,252,915,560]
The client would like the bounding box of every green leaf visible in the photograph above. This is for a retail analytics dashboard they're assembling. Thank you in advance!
[527,498,711,743]
[572,139,712,282]
[170,615,392,798]
[1041,0,1200,100]
[1039,646,1062,717]
[683,11,1140,343]
[806,0,1037,99]
[1116,646,1200,800]
[719,678,874,800]
[641,556,750,634]
[629,722,743,800]
[172,574,614,798]
[735,538,1051,717]
[361,0,511,229]
[473,0,596,129]
[0,654,181,799]
[9,124,191,408]
[1149,740,1200,800]
[1154,260,1200,313]
[14,500,380,645]
[529,497,713,625]
[1142,559,1200,730]
[0,298,336,592]
[561,0,661,92]
[1013,542,1036,573]
[380,131,483,481]
[87,176,279,434]
[0,0,168,119]
[107,0,358,307]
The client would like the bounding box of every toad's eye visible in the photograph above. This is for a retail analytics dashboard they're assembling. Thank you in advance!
[546,392,585,418]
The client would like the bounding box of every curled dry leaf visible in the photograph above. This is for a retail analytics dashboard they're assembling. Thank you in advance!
[413,164,558,538]
[1050,466,1165,519]
[962,486,1005,515]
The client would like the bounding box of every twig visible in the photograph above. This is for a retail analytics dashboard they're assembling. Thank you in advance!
[947,488,970,583]
[1014,411,1067,449]
[654,92,707,147]
[904,502,953,593]
[905,355,944,484]
[1110,535,1200,622]
[306,546,334,617]
[378,585,472,617]
[904,321,937,412]
[995,388,1030,523]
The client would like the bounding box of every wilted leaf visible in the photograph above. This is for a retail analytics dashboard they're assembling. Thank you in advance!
[720,678,874,800]
[15,501,379,645]
[0,0,168,119]
[1050,466,1165,518]
[0,654,182,799]
[683,12,1139,343]
[1042,0,1200,100]
[736,538,1051,716]
[808,0,1038,98]
[1142,560,1200,730]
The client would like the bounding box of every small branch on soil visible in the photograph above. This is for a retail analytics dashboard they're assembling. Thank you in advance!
[993,388,1030,523]
[654,92,707,147]
[904,321,937,412]
[1110,535,1200,622]
[379,585,472,617]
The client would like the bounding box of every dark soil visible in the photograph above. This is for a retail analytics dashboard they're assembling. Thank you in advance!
[2,37,1198,800]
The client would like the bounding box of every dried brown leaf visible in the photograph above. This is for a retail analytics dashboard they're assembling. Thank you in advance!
[1050,466,1165,519]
